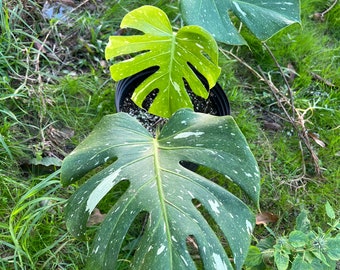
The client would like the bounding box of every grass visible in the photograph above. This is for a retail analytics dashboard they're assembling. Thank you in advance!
[1,0,339,269]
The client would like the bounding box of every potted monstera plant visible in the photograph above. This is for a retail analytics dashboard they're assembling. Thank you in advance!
[60,2,300,269]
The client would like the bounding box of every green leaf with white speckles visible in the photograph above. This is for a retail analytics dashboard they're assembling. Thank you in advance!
[61,109,260,269]
[181,0,301,45]
[105,5,220,118]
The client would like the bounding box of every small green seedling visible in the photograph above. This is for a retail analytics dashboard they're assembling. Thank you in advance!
[245,203,340,270]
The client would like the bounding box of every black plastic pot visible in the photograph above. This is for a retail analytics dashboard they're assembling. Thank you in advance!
[115,66,231,116]
[115,67,231,172]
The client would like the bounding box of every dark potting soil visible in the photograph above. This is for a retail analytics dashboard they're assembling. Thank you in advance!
[120,85,220,136]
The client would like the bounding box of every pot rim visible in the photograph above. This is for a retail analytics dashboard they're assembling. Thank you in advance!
[115,66,231,116]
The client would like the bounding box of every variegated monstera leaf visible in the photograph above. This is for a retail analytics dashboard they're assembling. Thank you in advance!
[181,0,301,45]
[105,6,221,118]
[61,109,260,269]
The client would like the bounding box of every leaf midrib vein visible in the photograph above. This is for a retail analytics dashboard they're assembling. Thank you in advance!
[153,138,173,268]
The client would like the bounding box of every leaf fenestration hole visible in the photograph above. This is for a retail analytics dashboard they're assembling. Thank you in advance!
[142,88,159,110]
[196,165,247,203]
[75,156,118,186]
[183,63,220,114]
[115,50,151,62]
[117,211,149,267]
[192,198,234,262]
[186,235,203,268]
[96,179,130,214]
[187,62,209,89]
[179,160,198,172]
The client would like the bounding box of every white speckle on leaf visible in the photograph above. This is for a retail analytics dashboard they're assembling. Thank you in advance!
[233,2,247,17]
[78,197,84,204]
[212,253,227,269]
[157,244,166,255]
[171,236,178,242]
[208,199,220,214]
[193,218,199,223]
[195,42,204,49]
[245,172,252,177]
[180,255,189,266]
[174,131,204,139]
[173,82,181,93]
[94,245,100,254]
[85,168,122,212]
[207,150,217,155]
[188,191,194,198]
[246,220,253,234]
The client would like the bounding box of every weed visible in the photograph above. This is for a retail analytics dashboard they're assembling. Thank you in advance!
[244,202,340,269]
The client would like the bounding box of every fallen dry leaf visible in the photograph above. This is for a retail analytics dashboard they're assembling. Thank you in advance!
[87,208,107,227]
[308,132,326,148]
[256,212,279,225]
[263,120,282,132]
[287,63,297,83]
[310,12,325,22]
[34,41,47,53]
[310,72,335,87]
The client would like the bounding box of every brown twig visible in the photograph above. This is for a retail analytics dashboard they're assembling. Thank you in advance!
[258,66,321,176]
[261,43,322,175]
[262,42,296,119]
[311,0,338,21]
[310,72,336,87]
[220,47,322,177]
[321,0,338,17]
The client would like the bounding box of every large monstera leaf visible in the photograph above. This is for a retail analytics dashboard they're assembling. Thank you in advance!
[181,0,301,45]
[105,5,221,118]
[61,109,260,269]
